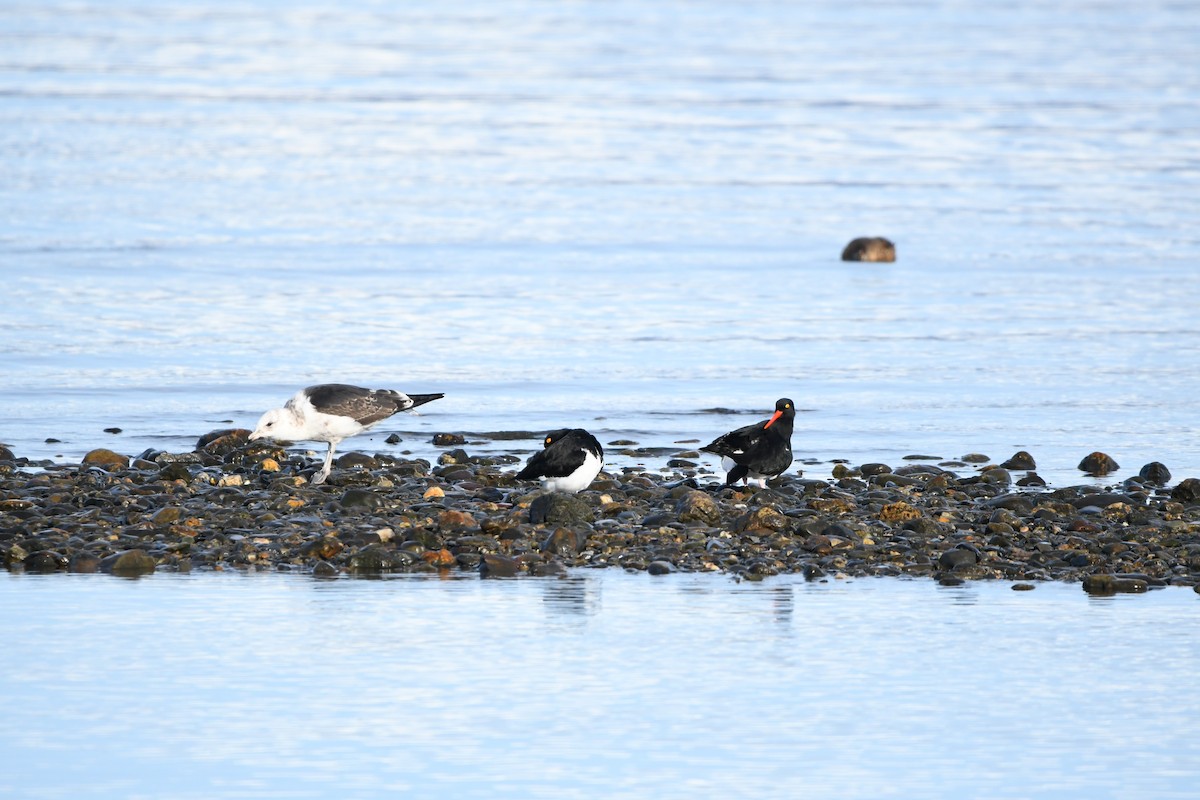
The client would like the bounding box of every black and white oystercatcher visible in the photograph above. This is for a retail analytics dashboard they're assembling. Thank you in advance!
[701,398,795,487]
[516,428,604,493]
[249,384,443,484]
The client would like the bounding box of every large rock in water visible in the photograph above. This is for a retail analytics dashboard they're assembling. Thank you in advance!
[101,549,156,577]
[841,237,896,262]
[1078,451,1119,476]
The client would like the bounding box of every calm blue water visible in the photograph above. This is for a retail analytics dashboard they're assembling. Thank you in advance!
[3,6,1200,794]
[1,571,1198,799]
[1,1,1199,486]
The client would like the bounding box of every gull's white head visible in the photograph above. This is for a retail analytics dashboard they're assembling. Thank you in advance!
[249,407,293,443]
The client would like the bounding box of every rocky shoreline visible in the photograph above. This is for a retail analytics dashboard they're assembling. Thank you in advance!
[3,432,1200,595]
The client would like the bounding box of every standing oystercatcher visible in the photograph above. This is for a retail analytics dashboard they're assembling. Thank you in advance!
[516,428,605,493]
[249,384,443,484]
[701,398,795,487]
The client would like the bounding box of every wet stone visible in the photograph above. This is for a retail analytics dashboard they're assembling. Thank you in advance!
[529,493,593,526]
[938,547,978,571]
[0,445,14,461]
[647,560,677,575]
[542,527,589,556]
[1170,478,1200,504]
[1078,451,1120,475]
[340,488,383,510]
[24,550,67,573]
[480,553,521,578]
[102,549,156,577]
[82,448,129,471]
[841,236,896,262]
[68,553,100,573]
[432,433,466,446]
[1082,574,1148,595]
[1132,460,1171,484]
[1000,451,1037,470]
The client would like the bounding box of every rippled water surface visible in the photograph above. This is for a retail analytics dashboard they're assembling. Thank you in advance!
[1,571,1198,799]
[1,0,1199,487]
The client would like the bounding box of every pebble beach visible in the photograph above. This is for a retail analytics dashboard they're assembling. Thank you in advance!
[4,431,1199,594]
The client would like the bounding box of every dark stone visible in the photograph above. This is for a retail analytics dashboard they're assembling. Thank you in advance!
[385,433,402,445]
[1000,451,1037,470]
[24,550,67,572]
[1012,583,1036,591]
[104,427,122,434]
[858,463,892,477]
[432,433,466,446]
[347,546,399,574]
[340,488,383,509]
[1170,478,1200,504]
[480,553,521,578]
[1138,462,1171,485]
[980,467,1012,486]
[195,428,251,452]
[647,560,676,575]
[335,452,378,470]
[68,553,101,573]
[0,445,14,461]
[1016,473,1047,488]
[938,547,978,571]
[1078,451,1119,475]
[102,549,156,577]
[986,494,1035,514]
[960,453,990,463]
[158,463,191,482]
[841,237,896,262]
[736,505,789,533]
[1082,574,1148,595]
[312,561,340,578]
[542,527,589,556]
[1069,493,1132,509]
[437,448,471,466]
[529,493,593,526]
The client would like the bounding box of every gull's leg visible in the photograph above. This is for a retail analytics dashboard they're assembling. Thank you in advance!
[312,441,337,485]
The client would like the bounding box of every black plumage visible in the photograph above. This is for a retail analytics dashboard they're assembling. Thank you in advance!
[516,428,605,493]
[701,398,795,486]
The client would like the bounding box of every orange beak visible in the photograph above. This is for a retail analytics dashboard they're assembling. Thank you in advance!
[764,410,783,429]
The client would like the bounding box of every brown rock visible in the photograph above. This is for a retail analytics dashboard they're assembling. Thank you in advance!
[82,448,129,471]
[736,505,789,533]
[102,549,156,577]
[674,490,720,525]
[438,509,477,530]
[422,548,457,568]
[879,501,921,523]
[1078,451,1119,475]
[841,237,895,262]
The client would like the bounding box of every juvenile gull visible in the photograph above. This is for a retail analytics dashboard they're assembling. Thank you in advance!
[701,398,795,488]
[249,384,443,484]
[516,428,604,493]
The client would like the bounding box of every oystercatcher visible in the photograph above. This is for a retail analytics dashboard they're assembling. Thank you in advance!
[701,398,795,487]
[249,384,443,484]
[516,428,604,493]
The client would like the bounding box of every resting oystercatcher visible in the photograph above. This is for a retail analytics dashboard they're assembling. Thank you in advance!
[516,428,604,493]
[701,398,795,487]
[249,384,443,484]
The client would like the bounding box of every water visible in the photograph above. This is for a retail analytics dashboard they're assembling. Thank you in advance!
[3,6,1200,792]
[1,570,1197,799]
[1,1,1199,487]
